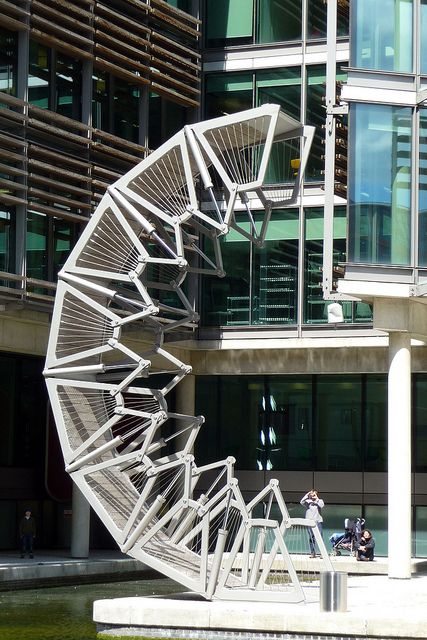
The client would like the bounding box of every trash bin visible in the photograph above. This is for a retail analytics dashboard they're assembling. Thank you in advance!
[319,571,347,612]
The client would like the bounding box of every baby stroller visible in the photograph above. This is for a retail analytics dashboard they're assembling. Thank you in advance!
[330,517,365,556]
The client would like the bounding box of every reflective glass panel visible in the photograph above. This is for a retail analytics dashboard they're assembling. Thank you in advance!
[201,232,250,326]
[0,206,14,280]
[257,0,302,44]
[419,111,427,266]
[53,219,73,278]
[92,72,108,132]
[149,93,188,149]
[364,505,387,556]
[263,377,313,470]
[365,374,387,471]
[55,54,82,120]
[305,66,326,182]
[414,375,427,471]
[204,73,253,120]
[256,69,301,184]
[351,0,413,72]
[206,0,254,47]
[26,211,47,280]
[349,104,412,265]
[113,79,139,143]
[415,506,427,557]
[252,210,298,325]
[422,1,427,74]
[0,29,17,95]
[29,41,50,109]
[316,375,362,471]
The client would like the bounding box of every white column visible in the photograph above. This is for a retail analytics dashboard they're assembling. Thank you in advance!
[71,484,90,558]
[388,331,412,578]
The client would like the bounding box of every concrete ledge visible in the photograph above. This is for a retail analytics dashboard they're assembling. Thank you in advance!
[94,574,427,639]
[0,551,150,590]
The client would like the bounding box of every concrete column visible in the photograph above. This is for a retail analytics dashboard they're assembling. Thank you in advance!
[71,484,90,558]
[388,331,412,579]
[174,374,196,453]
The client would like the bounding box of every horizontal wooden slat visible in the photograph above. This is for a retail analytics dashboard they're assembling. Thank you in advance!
[150,81,199,108]
[29,145,89,171]
[0,148,26,163]
[0,14,29,30]
[28,118,89,146]
[94,43,150,75]
[39,0,93,21]
[28,174,92,198]
[29,104,90,132]
[28,201,90,223]
[151,30,201,60]
[30,27,93,58]
[30,14,93,47]
[95,28,150,61]
[93,129,147,155]
[28,159,90,185]
[0,192,27,206]
[28,186,91,209]
[150,7,199,39]
[150,67,200,97]
[0,178,27,192]
[93,57,150,86]
[31,1,94,35]
[91,141,141,164]
[0,162,27,177]
[150,0,201,27]
[0,0,30,19]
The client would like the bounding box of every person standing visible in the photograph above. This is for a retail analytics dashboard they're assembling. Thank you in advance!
[300,489,324,558]
[19,509,36,559]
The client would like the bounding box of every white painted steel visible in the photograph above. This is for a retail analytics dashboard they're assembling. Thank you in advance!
[44,105,331,602]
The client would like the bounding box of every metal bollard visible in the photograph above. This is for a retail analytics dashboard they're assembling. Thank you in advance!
[319,571,347,612]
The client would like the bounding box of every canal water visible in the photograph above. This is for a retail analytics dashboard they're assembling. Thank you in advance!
[0,577,183,640]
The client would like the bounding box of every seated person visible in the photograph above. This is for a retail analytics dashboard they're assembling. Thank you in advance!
[356,529,375,561]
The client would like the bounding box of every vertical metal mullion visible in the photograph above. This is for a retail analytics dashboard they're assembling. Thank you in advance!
[16,28,29,283]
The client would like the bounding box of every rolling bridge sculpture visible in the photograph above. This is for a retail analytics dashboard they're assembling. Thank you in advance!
[44,104,334,603]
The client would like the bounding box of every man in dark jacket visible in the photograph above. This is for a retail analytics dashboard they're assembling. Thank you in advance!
[19,509,36,558]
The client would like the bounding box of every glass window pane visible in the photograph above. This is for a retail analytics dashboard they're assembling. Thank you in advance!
[92,72,109,132]
[305,65,326,182]
[419,111,427,266]
[149,93,188,149]
[53,219,73,278]
[316,375,362,471]
[0,206,15,288]
[415,506,427,557]
[204,73,253,120]
[415,375,427,471]
[201,235,250,326]
[252,210,298,325]
[264,377,313,470]
[364,505,387,556]
[27,211,47,280]
[256,69,301,184]
[307,0,327,40]
[422,1,427,74]
[29,41,50,109]
[206,0,254,47]
[349,104,412,265]
[55,53,82,120]
[113,79,139,143]
[0,29,18,95]
[365,374,387,471]
[351,0,413,72]
[323,504,362,550]
[257,0,302,44]
[195,376,219,465]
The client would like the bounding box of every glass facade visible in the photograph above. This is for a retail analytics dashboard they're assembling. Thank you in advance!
[349,103,412,265]
[205,0,348,47]
[201,206,372,327]
[351,0,413,72]
[0,29,17,95]
[195,372,427,473]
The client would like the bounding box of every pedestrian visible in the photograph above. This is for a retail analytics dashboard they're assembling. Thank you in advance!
[19,509,36,559]
[356,529,375,561]
[300,489,324,558]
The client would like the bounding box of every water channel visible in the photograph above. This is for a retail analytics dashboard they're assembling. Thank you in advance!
[0,577,183,640]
